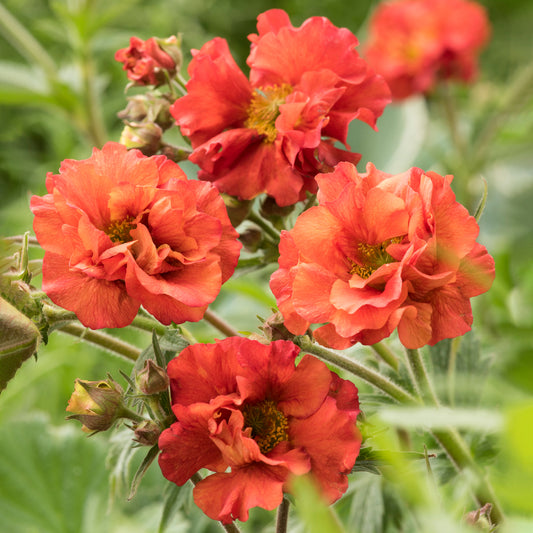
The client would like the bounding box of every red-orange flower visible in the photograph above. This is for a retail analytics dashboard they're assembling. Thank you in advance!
[364,0,491,100]
[158,337,360,523]
[30,142,241,329]
[115,36,180,86]
[270,162,495,349]
[170,9,390,207]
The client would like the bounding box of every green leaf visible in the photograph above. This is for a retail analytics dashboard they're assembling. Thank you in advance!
[133,329,189,374]
[0,296,40,394]
[128,443,160,500]
[0,416,109,533]
[348,474,384,533]
[158,481,194,533]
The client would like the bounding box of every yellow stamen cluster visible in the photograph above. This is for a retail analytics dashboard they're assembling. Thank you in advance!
[106,217,136,244]
[350,236,403,279]
[244,84,293,143]
[242,399,289,454]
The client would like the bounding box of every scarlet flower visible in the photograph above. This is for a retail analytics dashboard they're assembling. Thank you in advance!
[115,36,180,86]
[30,142,241,329]
[270,162,495,349]
[158,337,360,523]
[364,0,491,100]
[170,9,390,207]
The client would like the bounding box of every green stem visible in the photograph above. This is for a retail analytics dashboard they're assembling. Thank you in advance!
[371,341,399,371]
[57,323,140,361]
[276,497,290,533]
[431,427,504,525]
[405,348,439,405]
[447,337,461,406]
[247,211,282,242]
[0,3,57,79]
[295,336,417,404]
[404,348,503,524]
[131,314,167,336]
[204,308,242,338]
[190,473,242,533]
[78,37,107,146]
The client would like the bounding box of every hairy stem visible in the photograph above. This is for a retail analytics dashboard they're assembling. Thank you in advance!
[131,314,167,336]
[247,211,282,242]
[431,427,503,524]
[204,308,242,338]
[57,323,140,361]
[295,336,417,404]
[405,348,439,405]
[371,341,399,371]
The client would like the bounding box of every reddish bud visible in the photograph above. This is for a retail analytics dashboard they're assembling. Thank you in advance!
[133,419,161,446]
[136,359,169,395]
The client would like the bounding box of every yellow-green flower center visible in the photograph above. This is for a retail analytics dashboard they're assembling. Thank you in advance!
[242,399,289,454]
[244,84,293,143]
[350,237,403,279]
[106,217,137,243]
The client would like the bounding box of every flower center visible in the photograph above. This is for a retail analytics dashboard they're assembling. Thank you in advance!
[242,399,289,454]
[106,217,137,243]
[244,84,293,143]
[350,237,403,279]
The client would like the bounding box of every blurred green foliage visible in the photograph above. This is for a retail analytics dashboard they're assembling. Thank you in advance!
[0,0,533,532]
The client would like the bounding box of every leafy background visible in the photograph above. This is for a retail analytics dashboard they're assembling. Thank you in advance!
[1,0,533,531]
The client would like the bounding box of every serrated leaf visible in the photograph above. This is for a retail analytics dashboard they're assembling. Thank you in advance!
[133,329,189,374]
[158,481,194,533]
[128,443,159,500]
[107,429,138,504]
[348,474,384,533]
[0,296,40,394]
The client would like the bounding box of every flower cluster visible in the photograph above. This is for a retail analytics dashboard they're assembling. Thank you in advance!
[158,337,360,523]
[270,162,495,349]
[170,9,390,206]
[24,4,499,528]
[30,142,241,329]
[364,0,491,100]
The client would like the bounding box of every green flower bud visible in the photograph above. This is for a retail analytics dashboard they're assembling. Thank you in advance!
[66,378,124,433]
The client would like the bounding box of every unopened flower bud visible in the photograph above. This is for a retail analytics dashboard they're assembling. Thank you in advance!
[260,195,295,229]
[133,419,161,446]
[66,378,124,433]
[220,194,252,228]
[136,359,169,395]
[117,93,174,130]
[261,311,296,342]
[464,503,492,530]
[0,296,41,393]
[239,226,263,252]
[120,122,163,155]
